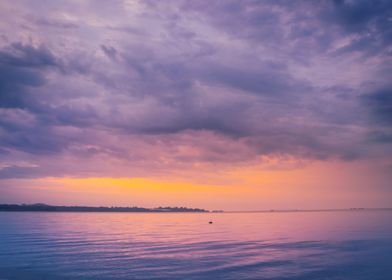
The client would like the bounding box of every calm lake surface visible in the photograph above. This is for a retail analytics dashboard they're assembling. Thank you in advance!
[0,211,391,280]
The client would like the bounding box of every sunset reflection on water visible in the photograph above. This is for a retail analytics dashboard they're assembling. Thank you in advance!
[0,211,391,279]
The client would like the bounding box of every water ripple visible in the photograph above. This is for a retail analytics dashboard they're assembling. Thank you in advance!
[1,211,392,279]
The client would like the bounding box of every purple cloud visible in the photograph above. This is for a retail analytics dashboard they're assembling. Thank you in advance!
[0,0,391,179]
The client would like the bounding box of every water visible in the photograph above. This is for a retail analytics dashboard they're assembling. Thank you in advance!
[0,211,391,280]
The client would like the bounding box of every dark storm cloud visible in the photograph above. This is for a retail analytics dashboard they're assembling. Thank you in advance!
[0,43,59,109]
[362,87,392,125]
[331,0,392,33]
[328,0,392,55]
[0,43,94,155]
[0,43,57,68]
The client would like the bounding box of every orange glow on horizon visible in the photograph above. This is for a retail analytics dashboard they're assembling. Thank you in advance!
[0,159,391,211]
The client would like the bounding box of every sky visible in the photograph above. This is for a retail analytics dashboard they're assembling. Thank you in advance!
[0,0,391,210]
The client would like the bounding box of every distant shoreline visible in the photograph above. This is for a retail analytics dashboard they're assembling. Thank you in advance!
[0,204,391,213]
[0,204,208,213]
[224,208,392,213]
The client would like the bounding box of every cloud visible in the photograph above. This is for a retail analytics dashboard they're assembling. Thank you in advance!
[362,87,392,124]
[0,43,59,109]
[101,45,117,61]
[0,0,391,179]
[326,0,392,56]
[33,18,79,29]
[199,62,308,97]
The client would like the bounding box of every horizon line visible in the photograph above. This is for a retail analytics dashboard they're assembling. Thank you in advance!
[1,203,392,213]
